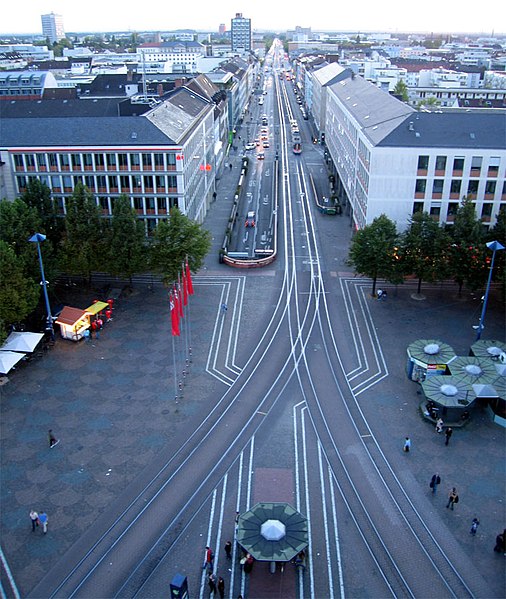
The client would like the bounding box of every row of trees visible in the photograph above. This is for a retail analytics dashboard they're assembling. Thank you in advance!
[348,199,506,298]
[0,181,211,343]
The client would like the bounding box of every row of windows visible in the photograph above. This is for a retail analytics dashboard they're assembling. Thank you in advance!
[412,201,505,222]
[417,155,501,174]
[17,174,179,193]
[13,151,179,172]
[53,195,179,216]
[415,178,505,196]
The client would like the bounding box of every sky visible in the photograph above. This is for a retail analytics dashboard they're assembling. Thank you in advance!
[1,0,503,36]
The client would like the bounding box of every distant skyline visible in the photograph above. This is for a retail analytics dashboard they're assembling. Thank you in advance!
[1,0,503,36]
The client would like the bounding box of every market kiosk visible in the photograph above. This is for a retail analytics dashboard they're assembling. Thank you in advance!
[406,339,456,383]
[55,307,90,341]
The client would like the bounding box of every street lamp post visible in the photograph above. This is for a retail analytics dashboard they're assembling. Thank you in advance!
[475,240,505,341]
[28,233,54,341]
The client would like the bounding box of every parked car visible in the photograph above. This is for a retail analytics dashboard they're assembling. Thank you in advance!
[245,142,256,150]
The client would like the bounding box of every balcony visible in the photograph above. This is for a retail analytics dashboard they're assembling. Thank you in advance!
[470,168,481,177]
[38,166,47,172]
[484,193,495,200]
[131,165,140,171]
[434,170,446,176]
[487,169,498,178]
[414,192,425,199]
[446,214,456,222]
[431,193,443,200]
[417,169,428,176]
[481,215,491,223]
[84,166,93,171]
[452,169,463,177]
[449,192,460,199]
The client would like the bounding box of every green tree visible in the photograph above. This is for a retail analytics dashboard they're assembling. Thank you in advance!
[107,195,146,283]
[448,197,486,293]
[402,211,451,295]
[59,183,103,281]
[0,241,40,343]
[348,214,402,297]
[149,208,211,285]
[0,198,43,278]
[393,80,409,102]
[20,179,62,246]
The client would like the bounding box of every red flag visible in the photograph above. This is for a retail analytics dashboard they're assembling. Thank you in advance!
[185,260,194,295]
[174,284,183,319]
[170,292,180,336]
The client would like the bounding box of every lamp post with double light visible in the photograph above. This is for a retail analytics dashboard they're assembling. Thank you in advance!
[28,233,54,341]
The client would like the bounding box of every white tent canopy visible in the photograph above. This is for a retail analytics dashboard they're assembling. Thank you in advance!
[0,351,26,374]
[0,332,44,353]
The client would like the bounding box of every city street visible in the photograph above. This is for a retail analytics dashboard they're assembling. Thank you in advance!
[1,70,505,599]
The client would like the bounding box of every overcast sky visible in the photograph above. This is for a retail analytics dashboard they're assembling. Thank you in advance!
[1,0,502,36]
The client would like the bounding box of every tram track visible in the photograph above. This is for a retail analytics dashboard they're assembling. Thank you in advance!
[285,143,481,596]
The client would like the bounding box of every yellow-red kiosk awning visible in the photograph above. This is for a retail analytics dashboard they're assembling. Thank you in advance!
[85,301,108,316]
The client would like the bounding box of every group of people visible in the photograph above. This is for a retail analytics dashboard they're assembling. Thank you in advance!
[29,510,48,534]
[204,540,257,597]
[84,300,114,342]
[203,546,227,598]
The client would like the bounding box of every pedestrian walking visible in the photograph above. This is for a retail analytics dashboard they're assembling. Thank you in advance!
[221,303,227,314]
[38,511,48,533]
[403,436,411,452]
[208,573,217,595]
[445,427,453,446]
[30,510,39,531]
[203,546,214,571]
[217,576,225,599]
[48,429,59,448]
[446,488,459,510]
[229,163,233,170]
[83,328,91,342]
[470,517,480,535]
[224,540,232,559]
[430,473,441,494]
[435,418,444,433]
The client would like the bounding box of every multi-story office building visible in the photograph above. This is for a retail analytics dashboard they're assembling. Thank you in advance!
[231,13,252,53]
[138,41,205,72]
[41,12,65,45]
[323,75,506,231]
[0,75,228,231]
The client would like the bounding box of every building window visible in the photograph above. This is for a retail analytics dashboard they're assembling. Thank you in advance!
[467,180,479,196]
[120,176,130,190]
[481,203,493,220]
[453,157,464,172]
[106,154,117,169]
[167,153,177,170]
[131,154,140,170]
[97,175,106,190]
[417,155,429,171]
[108,175,118,190]
[432,179,444,195]
[429,205,441,218]
[142,153,152,169]
[83,153,93,170]
[488,156,500,176]
[84,176,95,190]
[167,175,177,190]
[435,155,447,172]
[95,154,105,169]
[13,154,24,169]
[71,154,82,170]
[154,153,165,170]
[48,153,58,169]
[450,180,461,195]
[412,201,424,214]
[36,154,47,170]
[62,175,72,190]
[415,179,426,193]
[485,180,496,195]
[118,154,128,170]
[133,197,143,211]
[447,202,459,221]
[60,154,70,170]
[470,156,482,174]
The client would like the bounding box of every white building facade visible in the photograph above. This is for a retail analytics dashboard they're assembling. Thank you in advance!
[324,76,506,231]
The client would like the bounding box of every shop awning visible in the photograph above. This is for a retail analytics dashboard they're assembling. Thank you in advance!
[85,301,108,316]
[55,306,88,327]
[1,332,44,353]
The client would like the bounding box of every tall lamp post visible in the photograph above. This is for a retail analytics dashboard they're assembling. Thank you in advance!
[475,240,505,341]
[28,233,54,341]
